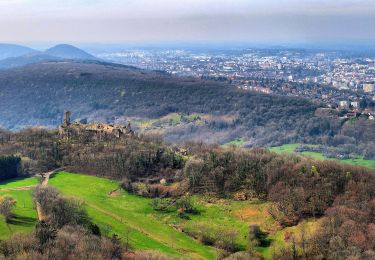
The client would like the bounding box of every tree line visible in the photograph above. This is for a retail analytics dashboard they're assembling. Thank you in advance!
[0,128,374,258]
[0,155,21,182]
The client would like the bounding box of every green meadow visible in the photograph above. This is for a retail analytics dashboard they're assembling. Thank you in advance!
[0,172,318,259]
[0,176,39,189]
[223,138,246,147]
[0,177,39,240]
[155,196,317,259]
[50,172,312,259]
[269,144,375,169]
[49,172,217,259]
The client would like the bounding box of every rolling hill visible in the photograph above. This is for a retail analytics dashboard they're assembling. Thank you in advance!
[44,44,96,60]
[0,44,97,70]
[0,60,318,144]
[0,115,373,259]
[0,53,61,70]
[0,43,36,60]
[0,60,373,158]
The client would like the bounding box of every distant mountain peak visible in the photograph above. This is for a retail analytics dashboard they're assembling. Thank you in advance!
[45,44,96,60]
[0,43,98,70]
[0,43,36,60]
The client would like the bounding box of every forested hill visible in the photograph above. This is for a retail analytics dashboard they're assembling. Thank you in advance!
[0,61,316,140]
[0,127,374,259]
[0,60,373,156]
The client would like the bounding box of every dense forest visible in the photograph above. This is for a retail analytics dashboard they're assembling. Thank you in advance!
[0,61,374,159]
[0,128,374,259]
[0,155,21,182]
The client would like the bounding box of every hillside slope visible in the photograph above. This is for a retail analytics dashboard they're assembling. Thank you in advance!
[1,127,374,259]
[0,53,61,69]
[0,44,97,70]
[45,44,96,60]
[0,43,36,60]
[0,60,373,154]
[0,61,319,144]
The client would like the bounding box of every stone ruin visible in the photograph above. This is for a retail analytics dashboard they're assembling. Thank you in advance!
[62,111,71,127]
[59,111,133,139]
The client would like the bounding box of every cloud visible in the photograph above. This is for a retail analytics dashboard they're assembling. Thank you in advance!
[0,0,374,43]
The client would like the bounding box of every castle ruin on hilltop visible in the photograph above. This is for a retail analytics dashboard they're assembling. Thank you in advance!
[59,111,133,139]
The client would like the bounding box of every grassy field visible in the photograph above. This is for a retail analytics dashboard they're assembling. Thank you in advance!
[155,196,318,259]
[269,144,300,154]
[0,173,318,259]
[223,138,246,147]
[50,172,316,259]
[0,176,39,188]
[270,144,375,169]
[0,177,39,240]
[49,172,217,259]
[158,198,273,249]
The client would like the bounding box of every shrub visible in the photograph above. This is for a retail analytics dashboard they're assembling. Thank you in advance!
[151,198,175,212]
[32,185,59,215]
[151,196,198,219]
[183,222,240,252]
[215,229,239,252]
[0,224,126,259]
[223,251,262,260]
[133,250,178,260]
[49,197,89,229]
[175,195,198,214]
[0,196,16,222]
[32,186,90,229]
[35,220,57,253]
[0,233,35,257]
[120,178,133,193]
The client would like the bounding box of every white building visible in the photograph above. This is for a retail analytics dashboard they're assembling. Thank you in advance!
[339,101,349,109]
[350,101,359,109]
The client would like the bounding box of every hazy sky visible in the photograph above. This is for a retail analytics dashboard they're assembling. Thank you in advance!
[0,0,375,44]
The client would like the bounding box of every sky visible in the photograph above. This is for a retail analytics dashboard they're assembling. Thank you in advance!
[0,0,375,45]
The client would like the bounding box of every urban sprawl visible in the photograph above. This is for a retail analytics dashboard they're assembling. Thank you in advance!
[98,48,375,119]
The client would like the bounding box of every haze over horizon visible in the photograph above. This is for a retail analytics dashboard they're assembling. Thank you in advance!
[0,0,374,45]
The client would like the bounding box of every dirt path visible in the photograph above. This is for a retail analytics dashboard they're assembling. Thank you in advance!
[35,169,62,221]
[0,169,57,193]
[0,171,57,221]
[37,170,57,187]
[36,202,45,221]
[0,185,37,191]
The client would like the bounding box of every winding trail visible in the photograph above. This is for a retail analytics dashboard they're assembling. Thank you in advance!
[0,185,36,191]
[1,171,211,258]
[38,170,54,187]
[0,170,60,221]
[35,169,62,221]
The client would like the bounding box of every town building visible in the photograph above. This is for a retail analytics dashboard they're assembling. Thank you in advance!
[363,83,375,93]
[339,101,349,109]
